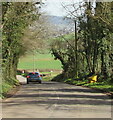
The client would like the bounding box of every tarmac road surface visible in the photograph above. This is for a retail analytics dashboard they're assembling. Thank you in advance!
[2,75,112,118]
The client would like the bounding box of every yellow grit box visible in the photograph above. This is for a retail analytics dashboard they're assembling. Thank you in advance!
[88,75,97,83]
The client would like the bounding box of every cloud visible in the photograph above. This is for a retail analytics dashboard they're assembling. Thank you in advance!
[42,0,75,16]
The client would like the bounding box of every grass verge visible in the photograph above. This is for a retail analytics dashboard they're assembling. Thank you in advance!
[1,78,20,99]
[65,79,113,97]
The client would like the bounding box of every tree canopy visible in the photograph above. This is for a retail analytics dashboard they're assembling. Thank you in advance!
[51,2,113,82]
[2,2,41,85]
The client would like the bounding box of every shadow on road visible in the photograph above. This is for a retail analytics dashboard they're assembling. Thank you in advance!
[11,93,110,100]
[3,81,111,108]
[3,97,111,106]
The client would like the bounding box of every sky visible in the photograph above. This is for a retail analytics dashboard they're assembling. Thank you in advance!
[41,0,83,17]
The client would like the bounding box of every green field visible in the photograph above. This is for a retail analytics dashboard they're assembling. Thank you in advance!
[18,53,62,70]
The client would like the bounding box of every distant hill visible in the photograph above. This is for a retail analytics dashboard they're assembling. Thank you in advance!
[45,15,74,35]
[47,16,73,25]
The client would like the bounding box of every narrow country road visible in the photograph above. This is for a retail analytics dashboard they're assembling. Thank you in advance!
[2,75,111,118]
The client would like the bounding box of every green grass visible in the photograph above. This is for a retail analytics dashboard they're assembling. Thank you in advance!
[63,79,113,93]
[18,53,62,70]
[1,78,20,99]
[1,83,12,98]
[83,82,113,93]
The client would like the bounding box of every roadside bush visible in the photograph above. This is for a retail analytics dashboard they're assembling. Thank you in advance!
[21,73,28,77]
[51,74,64,82]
